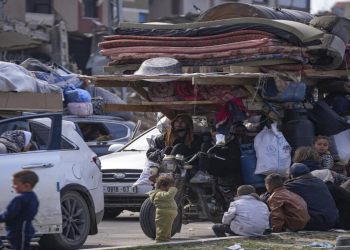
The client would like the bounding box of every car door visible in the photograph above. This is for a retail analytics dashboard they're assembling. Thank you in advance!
[0,114,63,236]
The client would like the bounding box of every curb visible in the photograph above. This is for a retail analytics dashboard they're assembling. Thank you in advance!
[80,233,296,250]
[81,235,248,250]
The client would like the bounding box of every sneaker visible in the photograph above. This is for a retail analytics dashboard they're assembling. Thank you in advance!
[190,171,213,183]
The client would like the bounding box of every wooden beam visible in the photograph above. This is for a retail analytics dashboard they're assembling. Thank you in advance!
[304,69,348,77]
[103,64,140,73]
[94,80,148,88]
[243,85,264,102]
[103,104,157,112]
[129,82,176,120]
[141,100,214,105]
[223,66,260,73]
[192,77,259,85]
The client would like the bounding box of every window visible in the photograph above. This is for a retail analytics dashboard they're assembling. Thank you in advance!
[0,120,75,152]
[78,122,109,142]
[104,123,128,140]
[123,128,160,151]
[82,0,97,18]
[26,0,51,14]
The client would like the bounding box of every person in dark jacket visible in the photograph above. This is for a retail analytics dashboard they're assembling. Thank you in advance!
[146,114,206,182]
[284,163,338,231]
[0,170,39,250]
[194,124,242,186]
[293,147,322,171]
[312,169,350,229]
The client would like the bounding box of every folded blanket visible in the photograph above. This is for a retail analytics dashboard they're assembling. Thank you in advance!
[100,38,276,56]
[109,45,306,61]
[98,34,275,49]
[201,86,249,103]
[103,30,276,41]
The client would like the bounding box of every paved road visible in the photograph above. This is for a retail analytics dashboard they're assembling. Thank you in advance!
[82,211,215,249]
[31,211,215,249]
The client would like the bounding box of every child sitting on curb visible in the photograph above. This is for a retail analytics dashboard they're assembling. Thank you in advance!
[265,173,310,232]
[312,136,334,169]
[148,176,178,243]
[212,185,269,237]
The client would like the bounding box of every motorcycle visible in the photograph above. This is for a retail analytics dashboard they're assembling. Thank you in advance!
[139,145,237,239]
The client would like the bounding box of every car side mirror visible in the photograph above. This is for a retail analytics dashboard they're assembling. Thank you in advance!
[108,144,124,153]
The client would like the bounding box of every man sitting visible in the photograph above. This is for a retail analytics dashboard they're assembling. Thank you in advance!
[284,163,338,231]
[147,114,210,183]
[265,173,310,232]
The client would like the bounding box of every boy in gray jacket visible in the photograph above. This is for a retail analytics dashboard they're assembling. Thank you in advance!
[212,185,269,237]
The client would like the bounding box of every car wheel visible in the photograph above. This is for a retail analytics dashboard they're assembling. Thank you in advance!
[38,190,91,250]
[103,208,123,219]
[139,197,182,239]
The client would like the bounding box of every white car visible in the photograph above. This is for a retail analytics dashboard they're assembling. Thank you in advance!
[100,117,210,217]
[0,113,104,250]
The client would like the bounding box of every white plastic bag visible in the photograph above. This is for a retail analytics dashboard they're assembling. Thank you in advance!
[333,121,350,165]
[254,123,292,177]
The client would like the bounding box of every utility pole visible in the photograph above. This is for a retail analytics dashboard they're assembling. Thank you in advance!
[108,0,127,103]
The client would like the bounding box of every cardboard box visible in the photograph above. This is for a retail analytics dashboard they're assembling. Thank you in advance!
[0,92,63,111]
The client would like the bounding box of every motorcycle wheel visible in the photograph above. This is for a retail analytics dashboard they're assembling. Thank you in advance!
[139,197,182,239]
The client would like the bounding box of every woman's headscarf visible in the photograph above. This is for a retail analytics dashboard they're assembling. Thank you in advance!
[0,130,32,153]
[311,169,335,183]
[163,114,194,148]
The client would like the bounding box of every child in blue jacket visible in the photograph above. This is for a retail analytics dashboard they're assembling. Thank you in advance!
[0,170,39,250]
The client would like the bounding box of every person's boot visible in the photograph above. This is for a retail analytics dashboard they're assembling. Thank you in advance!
[190,171,213,183]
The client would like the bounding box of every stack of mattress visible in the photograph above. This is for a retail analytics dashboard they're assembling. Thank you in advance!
[97,3,350,111]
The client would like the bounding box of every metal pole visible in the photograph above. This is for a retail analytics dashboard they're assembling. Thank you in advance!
[116,0,127,103]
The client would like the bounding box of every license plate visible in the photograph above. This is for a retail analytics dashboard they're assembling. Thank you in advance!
[104,186,137,193]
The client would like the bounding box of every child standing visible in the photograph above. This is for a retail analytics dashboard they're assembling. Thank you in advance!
[0,170,39,250]
[212,185,269,237]
[312,136,334,169]
[149,176,178,243]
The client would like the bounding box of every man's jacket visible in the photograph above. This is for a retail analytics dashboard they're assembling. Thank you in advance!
[284,173,338,230]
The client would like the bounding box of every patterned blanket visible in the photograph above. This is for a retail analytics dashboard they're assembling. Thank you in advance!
[103,30,276,41]
[100,38,278,56]
[99,34,276,49]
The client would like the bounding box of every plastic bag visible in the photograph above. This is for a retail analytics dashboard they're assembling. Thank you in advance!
[333,120,350,165]
[254,123,292,177]
[64,84,91,103]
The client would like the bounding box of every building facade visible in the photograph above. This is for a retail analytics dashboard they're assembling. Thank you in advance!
[332,2,350,18]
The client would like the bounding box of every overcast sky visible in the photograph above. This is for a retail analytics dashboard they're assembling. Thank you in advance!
[310,0,350,14]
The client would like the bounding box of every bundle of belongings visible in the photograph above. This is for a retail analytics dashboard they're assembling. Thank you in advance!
[0,59,132,120]
[98,3,350,181]
[99,3,350,88]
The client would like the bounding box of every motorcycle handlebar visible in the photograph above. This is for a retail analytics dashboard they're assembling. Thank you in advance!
[186,152,225,163]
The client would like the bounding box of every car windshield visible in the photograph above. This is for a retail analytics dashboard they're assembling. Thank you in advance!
[122,127,160,151]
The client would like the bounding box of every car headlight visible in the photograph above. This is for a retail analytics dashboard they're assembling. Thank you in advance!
[160,160,177,173]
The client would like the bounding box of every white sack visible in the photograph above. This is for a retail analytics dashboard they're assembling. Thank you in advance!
[0,62,62,93]
[254,123,292,177]
[333,120,350,165]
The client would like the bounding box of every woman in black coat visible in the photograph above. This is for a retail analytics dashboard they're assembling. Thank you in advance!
[312,169,350,229]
